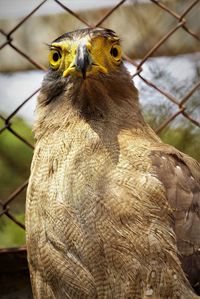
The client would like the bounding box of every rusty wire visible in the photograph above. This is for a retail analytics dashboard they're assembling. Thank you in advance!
[0,0,200,235]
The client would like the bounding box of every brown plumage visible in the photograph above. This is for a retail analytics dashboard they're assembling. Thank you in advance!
[26,28,200,298]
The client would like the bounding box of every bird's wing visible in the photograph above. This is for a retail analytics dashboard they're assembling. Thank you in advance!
[150,145,200,292]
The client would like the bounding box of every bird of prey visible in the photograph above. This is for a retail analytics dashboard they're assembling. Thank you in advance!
[26,28,200,299]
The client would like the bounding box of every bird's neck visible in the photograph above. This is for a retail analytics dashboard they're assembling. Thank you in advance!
[34,69,148,140]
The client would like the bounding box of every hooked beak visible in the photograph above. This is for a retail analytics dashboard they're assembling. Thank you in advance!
[63,44,92,80]
[75,44,91,80]
[63,43,108,79]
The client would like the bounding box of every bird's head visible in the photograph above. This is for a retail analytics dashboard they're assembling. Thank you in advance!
[36,28,142,137]
[48,28,122,80]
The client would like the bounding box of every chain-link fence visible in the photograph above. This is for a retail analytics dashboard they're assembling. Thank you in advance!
[0,0,200,247]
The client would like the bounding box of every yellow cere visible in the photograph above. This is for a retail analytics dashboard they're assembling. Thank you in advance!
[48,35,122,78]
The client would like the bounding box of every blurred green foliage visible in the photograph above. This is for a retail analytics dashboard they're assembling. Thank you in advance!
[0,109,199,248]
[160,125,200,161]
[0,117,33,248]
[0,214,25,248]
[144,105,200,161]
[0,117,33,202]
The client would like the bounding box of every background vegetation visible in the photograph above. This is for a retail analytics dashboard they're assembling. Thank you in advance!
[0,117,33,247]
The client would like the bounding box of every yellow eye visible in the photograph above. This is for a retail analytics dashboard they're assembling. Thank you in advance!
[48,49,62,70]
[110,44,121,64]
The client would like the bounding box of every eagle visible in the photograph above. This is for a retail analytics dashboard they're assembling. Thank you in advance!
[26,28,200,299]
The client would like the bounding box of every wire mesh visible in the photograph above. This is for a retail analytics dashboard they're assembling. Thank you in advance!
[0,0,200,242]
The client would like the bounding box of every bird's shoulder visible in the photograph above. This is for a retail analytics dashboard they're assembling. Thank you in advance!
[149,143,200,292]
[149,143,200,252]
